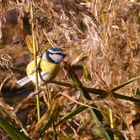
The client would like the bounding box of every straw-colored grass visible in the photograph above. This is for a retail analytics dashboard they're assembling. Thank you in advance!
[0,0,140,139]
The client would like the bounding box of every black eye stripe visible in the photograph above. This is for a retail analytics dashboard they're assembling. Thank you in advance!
[49,52,63,55]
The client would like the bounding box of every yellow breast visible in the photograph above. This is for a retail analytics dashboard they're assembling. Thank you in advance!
[26,58,60,84]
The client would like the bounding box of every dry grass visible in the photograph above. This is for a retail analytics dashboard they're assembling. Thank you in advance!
[0,0,140,139]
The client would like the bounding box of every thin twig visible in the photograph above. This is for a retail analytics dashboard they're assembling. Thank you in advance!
[30,2,41,121]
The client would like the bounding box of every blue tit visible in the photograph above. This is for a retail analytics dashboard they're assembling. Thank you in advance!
[17,47,65,87]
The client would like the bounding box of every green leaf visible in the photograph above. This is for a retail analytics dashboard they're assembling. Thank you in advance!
[92,127,114,140]
[52,80,140,103]
[115,130,126,140]
[57,105,113,140]
[38,105,59,137]
[64,62,104,122]
[56,105,88,126]
[64,63,112,140]
[0,117,30,140]
[111,76,140,92]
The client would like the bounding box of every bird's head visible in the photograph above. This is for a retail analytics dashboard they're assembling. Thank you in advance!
[42,47,66,64]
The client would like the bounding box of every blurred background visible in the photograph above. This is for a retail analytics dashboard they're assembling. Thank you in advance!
[0,0,140,139]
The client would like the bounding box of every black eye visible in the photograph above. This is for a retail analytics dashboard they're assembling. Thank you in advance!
[50,52,63,55]
[57,53,63,55]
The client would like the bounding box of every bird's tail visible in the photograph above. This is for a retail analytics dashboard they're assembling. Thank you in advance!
[16,76,31,87]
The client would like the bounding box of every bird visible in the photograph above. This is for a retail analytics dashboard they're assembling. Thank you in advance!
[16,47,66,87]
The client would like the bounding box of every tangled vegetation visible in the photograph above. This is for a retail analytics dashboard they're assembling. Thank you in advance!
[0,0,140,140]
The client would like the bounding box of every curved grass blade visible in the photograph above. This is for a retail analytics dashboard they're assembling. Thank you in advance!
[52,80,140,103]
[56,105,113,140]
[64,62,112,140]
[38,107,59,137]
[92,127,114,140]
[111,76,140,92]
[115,130,126,140]
[37,100,60,137]
[64,62,104,121]
[0,117,30,140]
[56,105,88,126]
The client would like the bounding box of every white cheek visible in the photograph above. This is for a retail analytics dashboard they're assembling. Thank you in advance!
[49,54,63,63]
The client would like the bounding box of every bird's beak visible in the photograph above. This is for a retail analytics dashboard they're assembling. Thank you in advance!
[63,53,66,58]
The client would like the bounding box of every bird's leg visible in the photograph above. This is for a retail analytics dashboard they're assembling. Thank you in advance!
[34,88,41,95]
